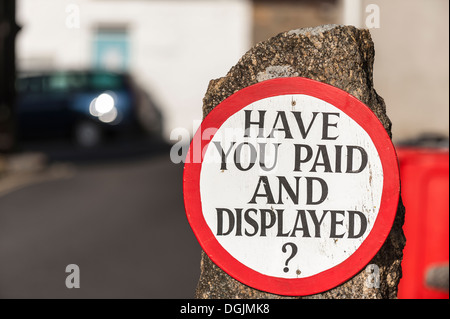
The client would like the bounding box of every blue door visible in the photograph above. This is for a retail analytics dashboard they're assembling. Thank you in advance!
[93,29,129,71]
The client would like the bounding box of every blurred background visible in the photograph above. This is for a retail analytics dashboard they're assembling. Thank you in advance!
[0,0,448,298]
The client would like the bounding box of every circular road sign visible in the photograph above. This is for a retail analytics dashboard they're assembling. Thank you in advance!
[183,77,400,296]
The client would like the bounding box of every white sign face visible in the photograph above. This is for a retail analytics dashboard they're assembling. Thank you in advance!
[200,94,383,279]
[184,78,399,296]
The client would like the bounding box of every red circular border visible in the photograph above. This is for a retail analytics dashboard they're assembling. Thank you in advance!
[183,77,400,296]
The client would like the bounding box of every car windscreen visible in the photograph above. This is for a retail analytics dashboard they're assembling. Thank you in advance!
[17,72,126,94]
[89,72,125,91]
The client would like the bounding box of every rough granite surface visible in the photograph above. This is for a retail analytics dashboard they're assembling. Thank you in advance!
[195,25,406,299]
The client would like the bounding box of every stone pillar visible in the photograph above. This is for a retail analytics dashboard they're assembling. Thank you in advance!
[195,25,406,299]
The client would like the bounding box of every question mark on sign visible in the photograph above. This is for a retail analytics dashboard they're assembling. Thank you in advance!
[282,242,298,273]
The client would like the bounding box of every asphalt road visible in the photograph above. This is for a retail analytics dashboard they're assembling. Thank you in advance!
[0,139,201,298]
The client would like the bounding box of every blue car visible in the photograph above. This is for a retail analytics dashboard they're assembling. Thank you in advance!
[16,70,162,147]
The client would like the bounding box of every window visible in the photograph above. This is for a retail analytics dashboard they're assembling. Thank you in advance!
[93,27,129,71]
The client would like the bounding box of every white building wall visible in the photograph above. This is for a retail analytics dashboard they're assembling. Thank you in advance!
[16,0,253,140]
[341,0,449,142]
[365,0,449,142]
